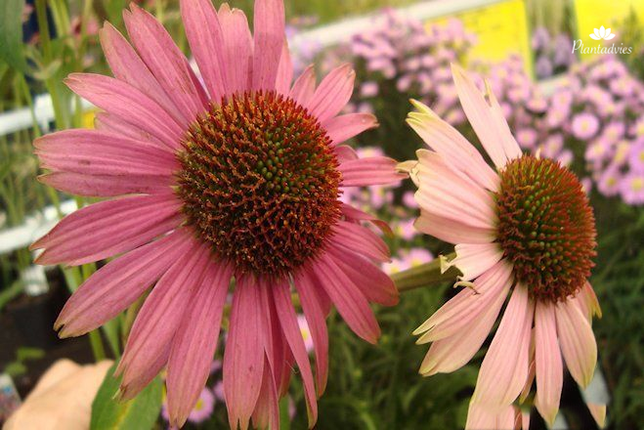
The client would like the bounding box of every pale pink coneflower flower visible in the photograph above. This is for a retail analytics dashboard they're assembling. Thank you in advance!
[402,65,600,427]
[31,0,404,428]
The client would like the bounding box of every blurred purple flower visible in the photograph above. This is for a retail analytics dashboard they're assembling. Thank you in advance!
[571,112,600,140]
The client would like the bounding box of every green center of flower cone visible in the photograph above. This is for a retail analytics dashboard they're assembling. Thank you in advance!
[176,91,342,277]
[495,155,597,302]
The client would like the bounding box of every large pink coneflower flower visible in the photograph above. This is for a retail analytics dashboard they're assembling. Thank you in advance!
[403,65,600,427]
[31,0,402,427]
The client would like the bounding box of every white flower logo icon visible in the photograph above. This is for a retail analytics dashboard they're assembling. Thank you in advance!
[590,26,616,40]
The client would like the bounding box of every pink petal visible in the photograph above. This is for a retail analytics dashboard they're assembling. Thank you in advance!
[99,22,188,126]
[465,404,521,430]
[407,100,499,191]
[415,260,512,342]
[117,243,211,399]
[34,129,178,176]
[273,280,318,426]
[306,64,355,123]
[451,64,521,168]
[252,0,285,91]
[333,144,358,163]
[472,285,534,407]
[166,261,232,428]
[314,254,380,344]
[418,267,510,376]
[38,171,171,198]
[413,150,497,229]
[575,281,602,320]
[323,113,378,146]
[33,194,182,266]
[339,156,404,187]
[251,359,280,430]
[217,4,253,95]
[54,229,192,337]
[332,220,390,262]
[534,301,563,426]
[275,39,293,95]
[223,275,265,430]
[341,203,392,236]
[450,242,504,281]
[414,210,496,245]
[555,299,597,388]
[94,112,166,148]
[293,269,329,396]
[289,65,315,106]
[180,0,226,103]
[326,243,398,306]
[124,5,207,120]
[65,73,183,151]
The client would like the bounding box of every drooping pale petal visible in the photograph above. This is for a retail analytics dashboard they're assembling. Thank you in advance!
[472,285,534,407]
[414,260,512,342]
[273,280,318,426]
[275,39,293,95]
[339,157,405,187]
[33,194,183,266]
[166,261,232,428]
[331,220,390,262]
[54,229,193,337]
[534,301,563,426]
[412,150,497,230]
[406,99,499,191]
[323,113,378,146]
[37,171,172,198]
[314,253,380,344]
[449,242,504,281]
[223,276,265,430]
[252,0,285,90]
[289,65,316,106]
[124,5,207,120]
[217,3,253,95]
[65,73,183,151]
[34,129,179,176]
[556,299,597,388]
[326,243,398,306]
[418,284,507,376]
[333,145,358,163]
[293,269,329,396]
[465,403,522,430]
[574,281,602,320]
[117,243,211,400]
[306,64,355,123]
[180,0,226,103]
[99,22,188,126]
[414,210,496,245]
[451,64,521,168]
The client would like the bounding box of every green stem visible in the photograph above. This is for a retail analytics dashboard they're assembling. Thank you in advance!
[88,330,106,361]
[391,253,459,293]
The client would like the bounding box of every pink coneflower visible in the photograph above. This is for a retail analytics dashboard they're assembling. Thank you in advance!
[32,1,402,428]
[403,65,600,427]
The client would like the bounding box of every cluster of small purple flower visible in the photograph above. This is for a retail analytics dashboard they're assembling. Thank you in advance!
[532,27,577,79]
[343,10,475,123]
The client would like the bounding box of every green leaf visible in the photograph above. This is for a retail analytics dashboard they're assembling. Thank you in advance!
[0,0,27,72]
[90,362,163,430]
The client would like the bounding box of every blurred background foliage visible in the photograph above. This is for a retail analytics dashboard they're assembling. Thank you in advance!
[0,0,643,429]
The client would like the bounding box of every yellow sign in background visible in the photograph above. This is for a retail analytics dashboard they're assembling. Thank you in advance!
[426,0,533,75]
[574,0,644,60]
